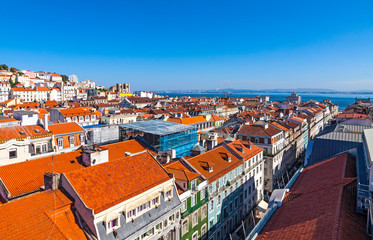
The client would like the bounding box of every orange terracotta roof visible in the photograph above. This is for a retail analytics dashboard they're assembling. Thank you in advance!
[186,146,242,182]
[271,121,290,132]
[0,125,51,143]
[64,151,171,213]
[238,124,282,137]
[0,118,18,123]
[210,114,224,121]
[48,122,84,135]
[103,139,157,160]
[226,139,263,161]
[58,107,96,117]
[168,115,207,125]
[11,87,34,91]
[0,190,86,240]
[164,160,200,182]
[0,150,83,198]
[36,86,50,91]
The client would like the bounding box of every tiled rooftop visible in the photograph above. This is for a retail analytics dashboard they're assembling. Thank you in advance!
[0,190,86,240]
[257,153,367,240]
[64,151,171,213]
[0,150,83,198]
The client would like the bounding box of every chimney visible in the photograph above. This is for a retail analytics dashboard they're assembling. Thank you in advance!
[44,172,60,190]
[227,156,231,162]
[82,145,109,167]
[43,113,49,131]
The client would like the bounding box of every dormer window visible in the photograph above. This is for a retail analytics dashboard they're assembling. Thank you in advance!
[166,190,172,199]
[126,209,136,219]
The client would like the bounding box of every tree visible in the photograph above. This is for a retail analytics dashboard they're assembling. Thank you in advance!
[9,67,18,73]
[0,64,8,70]
[17,71,24,76]
[61,74,68,83]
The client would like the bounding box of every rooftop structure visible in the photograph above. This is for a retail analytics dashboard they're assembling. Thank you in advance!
[122,120,198,157]
[122,120,195,136]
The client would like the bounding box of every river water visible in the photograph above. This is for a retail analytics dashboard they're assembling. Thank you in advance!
[160,92,373,111]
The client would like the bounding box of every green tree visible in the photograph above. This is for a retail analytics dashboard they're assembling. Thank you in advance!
[17,71,24,76]
[0,64,8,70]
[9,67,18,73]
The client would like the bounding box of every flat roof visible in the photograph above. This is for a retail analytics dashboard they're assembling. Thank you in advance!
[122,120,195,136]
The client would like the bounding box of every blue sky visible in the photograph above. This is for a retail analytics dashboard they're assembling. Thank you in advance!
[2,0,373,91]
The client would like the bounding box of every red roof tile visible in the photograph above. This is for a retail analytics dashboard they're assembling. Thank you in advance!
[257,153,366,240]
[186,146,242,182]
[0,190,86,240]
[103,139,157,160]
[0,150,83,198]
[164,160,200,182]
[48,122,84,135]
[0,125,51,143]
[64,151,171,213]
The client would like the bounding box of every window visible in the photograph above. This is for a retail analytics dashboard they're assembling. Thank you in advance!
[192,212,198,227]
[201,224,207,239]
[235,198,238,208]
[210,200,214,211]
[155,222,162,230]
[201,206,207,219]
[107,218,119,230]
[191,179,196,190]
[80,134,85,144]
[152,196,159,206]
[127,209,136,219]
[217,195,221,206]
[42,144,47,153]
[169,214,174,222]
[69,136,74,146]
[181,200,187,211]
[200,188,205,199]
[85,115,89,120]
[137,202,149,213]
[209,218,214,229]
[57,138,63,148]
[79,116,84,121]
[9,148,17,159]
[166,190,172,198]
[141,228,154,239]
[192,231,198,240]
[91,115,96,120]
[36,145,41,154]
[191,194,196,207]
[182,220,188,235]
